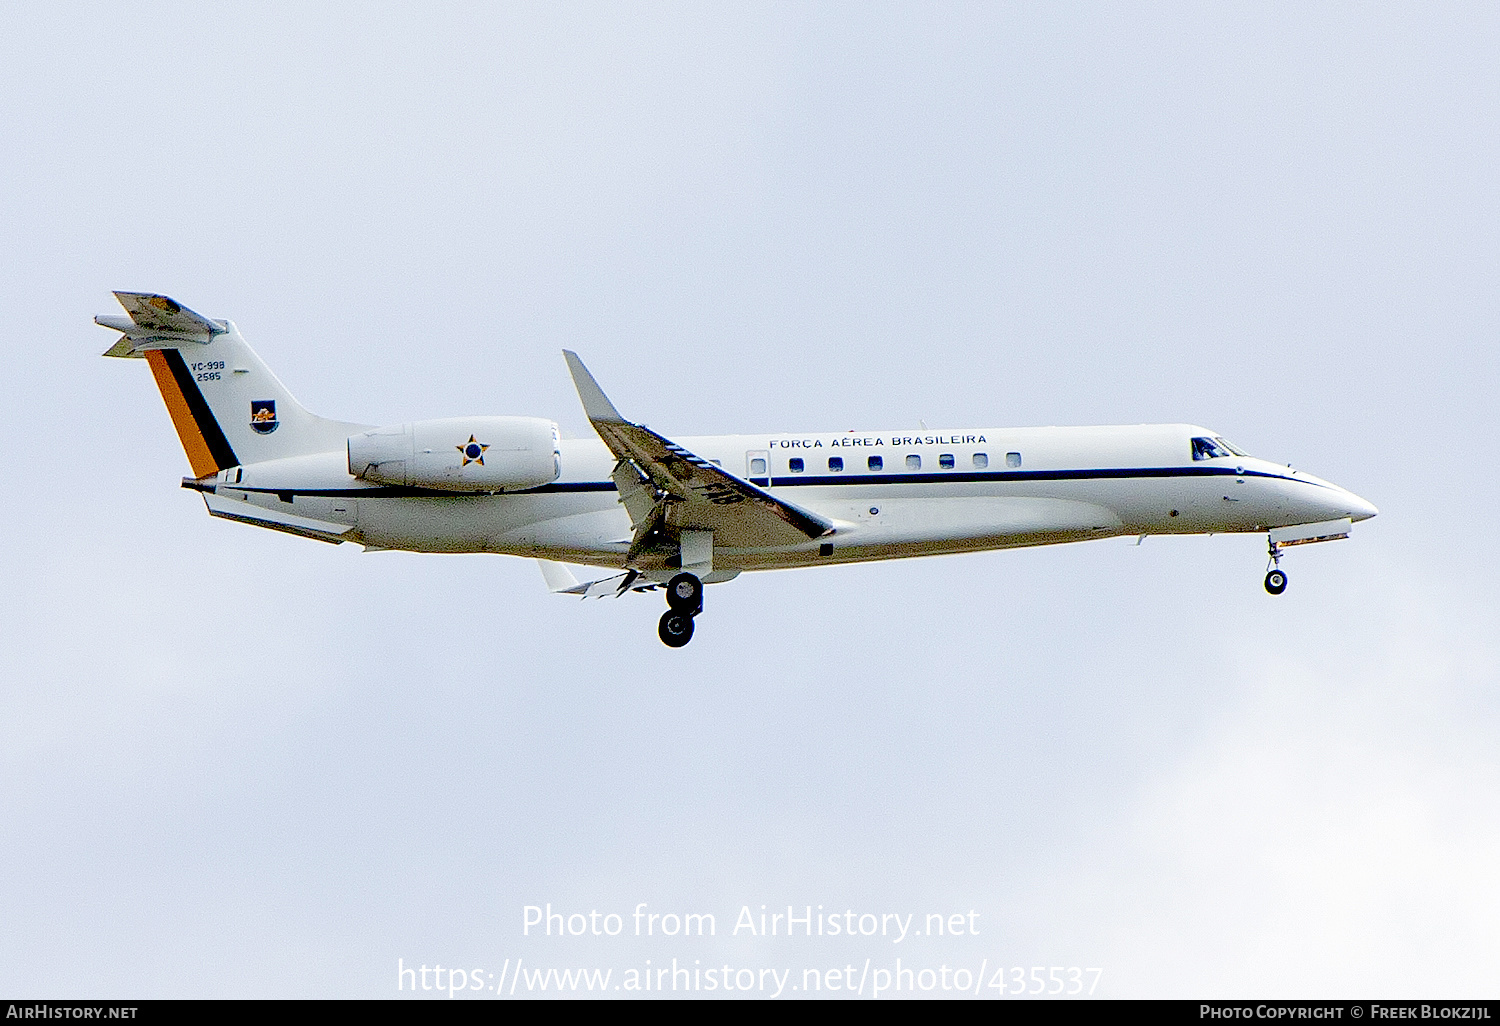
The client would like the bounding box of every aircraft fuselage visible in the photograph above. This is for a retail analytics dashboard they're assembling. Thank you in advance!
[204,422,1375,573]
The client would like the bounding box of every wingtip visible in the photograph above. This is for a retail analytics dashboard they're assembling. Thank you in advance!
[537,558,583,594]
[563,350,628,425]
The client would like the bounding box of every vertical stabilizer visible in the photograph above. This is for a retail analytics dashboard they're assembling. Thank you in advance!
[100,292,369,473]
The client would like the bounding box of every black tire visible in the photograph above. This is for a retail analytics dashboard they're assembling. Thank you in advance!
[1264,569,1288,595]
[666,572,703,613]
[658,610,695,647]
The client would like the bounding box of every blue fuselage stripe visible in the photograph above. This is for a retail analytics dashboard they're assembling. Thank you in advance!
[236,464,1322,499]
[758,466,1316,488]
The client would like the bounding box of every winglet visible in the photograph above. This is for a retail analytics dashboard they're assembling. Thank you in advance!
[538,559,660,599]
[537,559,583,593]
[563,351,628,425]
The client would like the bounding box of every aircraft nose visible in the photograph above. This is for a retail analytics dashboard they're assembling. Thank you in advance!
[1342,490,1378,522]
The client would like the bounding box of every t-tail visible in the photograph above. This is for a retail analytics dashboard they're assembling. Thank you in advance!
[99,292,367,476]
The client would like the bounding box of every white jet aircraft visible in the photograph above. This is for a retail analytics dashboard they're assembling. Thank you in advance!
[102,292,1376,647]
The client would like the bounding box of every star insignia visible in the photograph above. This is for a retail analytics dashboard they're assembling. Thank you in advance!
[457,434,489,466]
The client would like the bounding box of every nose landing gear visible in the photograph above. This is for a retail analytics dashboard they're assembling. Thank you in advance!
[658,572,703,647]
[1264,540,1288,595]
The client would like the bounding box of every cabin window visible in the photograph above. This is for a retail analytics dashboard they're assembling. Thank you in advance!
[1191,436,1231,461]
[939,453,955,469]
[973,452,989,469]
[828,456,844,472]
[867,455,883,471]
[750,457,767,475]
[788,457,804,473]
[906,454,921,470]
[1006,452,1022,468]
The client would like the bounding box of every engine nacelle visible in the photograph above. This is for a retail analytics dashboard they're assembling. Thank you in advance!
[348,416,560,492]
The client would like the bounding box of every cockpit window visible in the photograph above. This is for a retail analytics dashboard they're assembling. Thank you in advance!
[1191,436,1231,461]
[1215,437,1249,457]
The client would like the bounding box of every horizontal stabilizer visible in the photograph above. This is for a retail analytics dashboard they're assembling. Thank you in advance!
[100,333,144,359]
[98,292,224,357]
[113,291,223,337]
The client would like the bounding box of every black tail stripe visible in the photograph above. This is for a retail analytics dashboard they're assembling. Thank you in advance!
[163,349,239,470]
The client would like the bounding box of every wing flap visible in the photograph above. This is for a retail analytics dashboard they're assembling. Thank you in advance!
[610,457,660,530]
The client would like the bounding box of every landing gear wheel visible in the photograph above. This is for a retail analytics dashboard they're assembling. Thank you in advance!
[666,572,703,613]
[658,610,696,647]
[1264,569,1288,595]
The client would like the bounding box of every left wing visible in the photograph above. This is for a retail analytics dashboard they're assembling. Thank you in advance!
[537,559,659,599]
[563,351,833,551]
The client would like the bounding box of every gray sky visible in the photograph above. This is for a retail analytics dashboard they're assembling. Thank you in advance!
[2,1,1497,998]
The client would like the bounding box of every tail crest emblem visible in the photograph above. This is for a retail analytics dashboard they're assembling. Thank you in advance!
[251,400,279,434]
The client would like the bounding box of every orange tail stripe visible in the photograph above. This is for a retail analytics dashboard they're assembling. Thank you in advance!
[145,349,218,478]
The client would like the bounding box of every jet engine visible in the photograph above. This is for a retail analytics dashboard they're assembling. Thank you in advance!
[348,416,560,492]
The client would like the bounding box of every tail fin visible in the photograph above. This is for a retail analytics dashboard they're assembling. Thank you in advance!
[100,292,368,475]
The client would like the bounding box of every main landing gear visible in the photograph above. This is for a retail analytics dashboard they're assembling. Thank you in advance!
[657,572,704,648]
[1264,539,1288,595]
